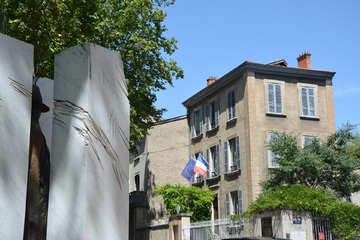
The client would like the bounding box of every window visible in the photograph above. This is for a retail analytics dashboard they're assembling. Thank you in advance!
[227,90,236,120]
[303,135,314,147]
[268,133,280,168]
[224,136,241,173]
[301,86,316,117]
[206,145,220,178]
[191,108,203,138]
[135,174,140,191]
[192,152,204,183]
[205,98,220,131]
[267,82,283,114]
[225,190,243,217]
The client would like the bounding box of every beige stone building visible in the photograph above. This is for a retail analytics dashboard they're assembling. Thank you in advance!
[129,116,189,240]
[182,52,336,236]
[129,52,338,239]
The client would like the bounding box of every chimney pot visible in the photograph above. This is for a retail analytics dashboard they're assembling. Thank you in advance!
[206,76,218,86]
[297,51,311,69]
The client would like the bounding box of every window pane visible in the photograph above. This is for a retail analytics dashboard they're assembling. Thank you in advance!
[268,83,275,112]
[275,84,282,113]
[224,141,229,173]
[269,133,280,168]
[303,135,314,146]
[301,88,308,116]
[268,83,282,113]
[301,87,316,116]
[228,90,235,119]
[225,192,230,217]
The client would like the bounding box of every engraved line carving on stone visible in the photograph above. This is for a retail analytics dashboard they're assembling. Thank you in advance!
[109,110,130,149]
[8,77,32,100]
[54,100,125,186]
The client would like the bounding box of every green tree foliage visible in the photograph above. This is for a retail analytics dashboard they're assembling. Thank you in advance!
[242,185,336,218]
[330,201,360,239]
[263,124,360,197]
[154,183,214,222]
[242,185,360,239]
[3,0,184,152]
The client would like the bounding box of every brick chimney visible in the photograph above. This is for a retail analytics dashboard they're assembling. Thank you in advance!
[207,76,218,86]
[297,51,311,69]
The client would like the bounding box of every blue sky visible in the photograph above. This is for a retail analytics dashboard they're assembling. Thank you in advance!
[155,0,360,130]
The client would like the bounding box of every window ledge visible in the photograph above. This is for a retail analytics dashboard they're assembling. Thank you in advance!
[206,125,219,133]
[226,117,237,124]
[268,166,280,169]
[225,169,241,176]
[300,116,320,121]
[266,112,287,118]
[191,133,203,140]
[192,177,204,186]
[206,175,220,182]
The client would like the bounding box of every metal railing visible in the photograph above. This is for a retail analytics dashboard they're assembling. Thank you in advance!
[182,218,244,240]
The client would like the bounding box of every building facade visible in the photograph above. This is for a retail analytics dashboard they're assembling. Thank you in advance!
[129,116,189,240]
[182,52,336,236]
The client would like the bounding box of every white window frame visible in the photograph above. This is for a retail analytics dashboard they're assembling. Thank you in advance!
[205,98,220,131]
[266,81,284,114]
[303,135,315,147]
[268,132,280,168]
[224,136,241,173]
[299,84,317,117]
[191,107,203,138]
[206,145,220,178]
[225,190,243,217]
[227,90,236,120]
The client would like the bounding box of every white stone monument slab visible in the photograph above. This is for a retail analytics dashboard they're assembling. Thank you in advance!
[47,43,129,240]
[0,34,33,239]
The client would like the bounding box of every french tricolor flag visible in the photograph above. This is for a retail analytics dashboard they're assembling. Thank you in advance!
[194,154,209,176]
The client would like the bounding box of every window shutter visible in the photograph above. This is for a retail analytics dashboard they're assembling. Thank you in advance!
[268,83,275,112]
[228,92,231,119]
[216,144,220,175]
[224,141,229,173]
[215,98,219,127]
[269,133,279,168]
[199,107,203,134]
[191,112,195,137]
[205,104,210,131]
[301,87,308,116]
[231,91,235,119]
[308,88,315,116]
[206,148,210,178]
[235,136,241,169]
[237,190,243,215]
[225,192,230,217]
[228,91,235,119]
[275,84,282,113]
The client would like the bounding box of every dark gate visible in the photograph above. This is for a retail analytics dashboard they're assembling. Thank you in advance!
[312,216,332,240]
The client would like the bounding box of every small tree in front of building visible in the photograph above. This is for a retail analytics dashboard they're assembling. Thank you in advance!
[244,123,360,239]
[154,183,214,222]
[262,123,360,198]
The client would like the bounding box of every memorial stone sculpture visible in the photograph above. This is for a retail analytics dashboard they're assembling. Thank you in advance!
[23,84,51,240]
